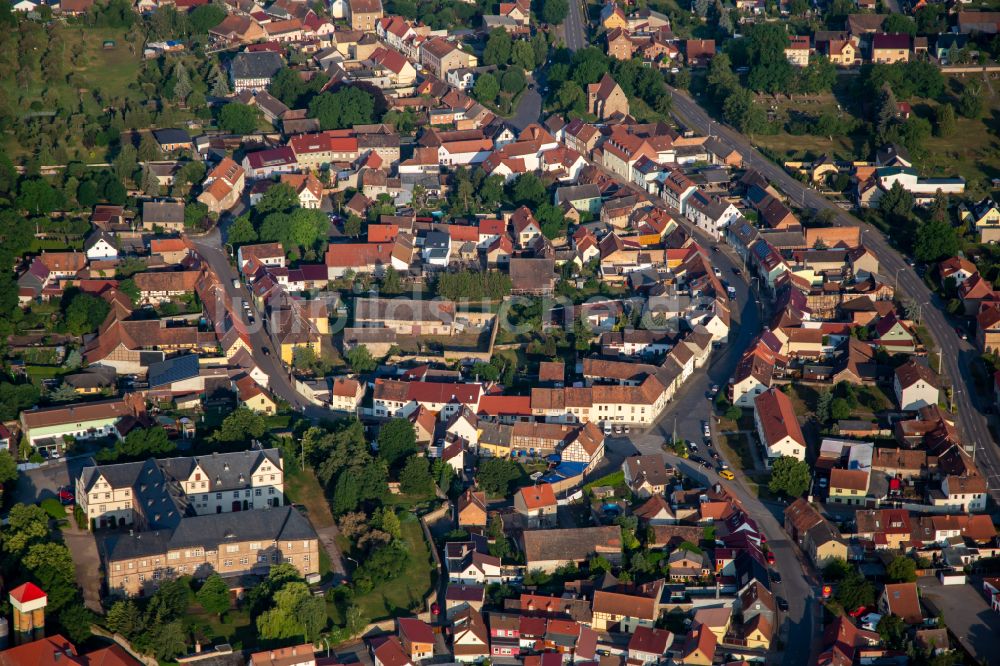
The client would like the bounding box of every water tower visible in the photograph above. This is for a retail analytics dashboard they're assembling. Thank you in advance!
[9,582,46,644]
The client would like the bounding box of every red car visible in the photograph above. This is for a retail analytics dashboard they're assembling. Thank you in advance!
[766,551,776,565]
[849,606,867,618]
[57,487,74,504]
[431,602,440,616]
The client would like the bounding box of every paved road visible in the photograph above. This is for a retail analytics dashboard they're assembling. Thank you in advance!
[667,87,1000,502]
[510,87,542,131]
[189,221,330,420]
[564,0,588,51]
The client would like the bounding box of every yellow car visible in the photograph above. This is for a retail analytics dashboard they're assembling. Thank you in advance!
[719,469,735,480]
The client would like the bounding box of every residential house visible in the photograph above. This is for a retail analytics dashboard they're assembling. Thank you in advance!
[623,454,671,498]
[514,483,558,528]
[828,468,870,506]
[421,37,477,80]
[521,526,622,573]
[591,584,662,633]
[871,33,910,64]
[452,608,490,663]
[784,498,848,566]
[626,626,674,665]
[229,51,283,92]
[348,0,382,31]
[676,623,717,666]
[754,387,806,462]
[397,618,435,662]
[142,201,185,232]
[457,489,488,528]
[879,582,923,624]
[198,157,246,214]
[960,198,1000,243]
[21,394,145,453]
[894,359,940,411]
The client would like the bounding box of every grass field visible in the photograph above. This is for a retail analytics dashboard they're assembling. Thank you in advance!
[184,604,257,650]
[750,73,1000,196]
[284,465,335,529]
[350,516,435,622]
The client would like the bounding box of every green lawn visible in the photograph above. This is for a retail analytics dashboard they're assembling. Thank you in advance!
[183,604,257,650]
[583,469,624,491]
[284,465,335,529]
[350,517,435,622]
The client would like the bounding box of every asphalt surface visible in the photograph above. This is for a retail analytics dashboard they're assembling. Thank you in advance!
[510,87,543,132]
[190,218,330,420]
[621,234,817,666]
[667,87,1000,503]
[563,0,588,51]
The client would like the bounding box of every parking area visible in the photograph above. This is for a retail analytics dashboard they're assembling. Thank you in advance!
[918,576,1000,663]
[13,458,90,505]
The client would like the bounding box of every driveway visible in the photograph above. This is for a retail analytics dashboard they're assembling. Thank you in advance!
[918,576,1000,663]
[14,458,90,505]
[64,520,104,612]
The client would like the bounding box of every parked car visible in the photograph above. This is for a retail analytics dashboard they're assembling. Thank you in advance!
[720,469,735,480]
[777,597,789,611]
[766,551,776,565]
[770,570,782,583]
[57,487,74,504]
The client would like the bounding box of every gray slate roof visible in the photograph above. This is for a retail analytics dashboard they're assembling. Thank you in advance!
[229,51,283,80]
[103,505,315,561]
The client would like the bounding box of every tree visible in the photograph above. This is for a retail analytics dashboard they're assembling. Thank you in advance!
[483,28,512,66]
[536,203,566,239]
[189,3,225,32]
[816,389,833,424]
[531,31,548,66]
[823,558,851,582]
[172,62,192,104]
[886,555,917,583]
[914,218,960,262]
[343,213,363,237]
[228,214,258,246]
[138,133,162,162]
[399,455,434,495]
[835,569,875,611]
[185,202,210,229]
[473,72,500,103]
[510,173,545,207]
[148,621,187,660]
[218,102,259,134]
[256,182,299,215]
[23,542,77,611]
[58,605,94,644]
[378,418,417,467]
[380,266,403,294]
[511,40,535,70]
[541,0,568,23]
[0,451,16,485]
[875,83,899,145]
[958,80,983,119]
[372,506,401,539]
[744,24,793,94]
[141,165,160,197]
[309,87,376,130]
[934,103,956,137]
[477,458,521,496]
[17,178,63,215]
[65,292,110,335]
[196,574,230,615]
[876,614,908,649]
[106,600,144,638]
[767,456,811,498]
[501,68,526,94]
[557,81,586,114]
[879,181,915,221]
[257,581,327,641]
[830,397,852,420]
[345,344,377,372]
[883,13,917,35]
[213,407,266,442]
